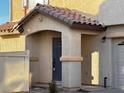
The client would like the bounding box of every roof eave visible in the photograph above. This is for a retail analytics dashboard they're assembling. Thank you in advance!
[12,6,40,32]
[70,23,107,31]
[13,4,106,32]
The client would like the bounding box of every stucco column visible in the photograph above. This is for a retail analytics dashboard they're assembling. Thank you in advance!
[60,31,83,89]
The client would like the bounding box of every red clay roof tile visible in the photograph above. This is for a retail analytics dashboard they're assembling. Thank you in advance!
[35,4,103,27]
[0,22,17,31]
[15,4,106,31]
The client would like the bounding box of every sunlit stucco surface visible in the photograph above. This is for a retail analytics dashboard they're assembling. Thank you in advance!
[11,0,24,21]
[91,52,99,84]
[11,0,106,21]
[49,0,106,15]
[0,35,25,52]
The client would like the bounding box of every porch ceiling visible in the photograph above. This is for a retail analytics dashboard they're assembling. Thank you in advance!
[13,4,106,32]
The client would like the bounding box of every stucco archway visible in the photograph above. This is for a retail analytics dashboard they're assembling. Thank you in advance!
[19,13,91,88]
[26,30,62,84]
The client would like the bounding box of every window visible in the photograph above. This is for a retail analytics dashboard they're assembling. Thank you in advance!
[22,0,28,8]
[29,0,49,9]
[35,0,49,5]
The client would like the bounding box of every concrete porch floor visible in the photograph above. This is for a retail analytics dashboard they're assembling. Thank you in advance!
[22,84,124,93]
[27,87,89,93]
[23,84,90,93]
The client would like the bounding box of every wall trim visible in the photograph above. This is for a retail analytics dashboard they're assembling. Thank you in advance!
[60,56,83,62]
[107,32,124,38]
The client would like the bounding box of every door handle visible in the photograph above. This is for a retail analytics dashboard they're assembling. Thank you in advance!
[53,58,56,71]
[53,67,56,71]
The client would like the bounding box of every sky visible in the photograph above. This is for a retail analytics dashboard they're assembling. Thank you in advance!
[0,0,9,24]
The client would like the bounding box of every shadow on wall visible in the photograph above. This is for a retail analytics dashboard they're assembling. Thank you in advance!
[98,0,124,25]
[1,35,21,39]
[97,0,112,25]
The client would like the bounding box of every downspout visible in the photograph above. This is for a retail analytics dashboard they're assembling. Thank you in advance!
[23,0,28,16]
[24,6,28,16]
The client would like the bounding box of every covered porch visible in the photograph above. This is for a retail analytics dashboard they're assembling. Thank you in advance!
[15,4,105,89]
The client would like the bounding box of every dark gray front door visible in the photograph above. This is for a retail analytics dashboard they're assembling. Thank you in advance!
[52,38,62,81]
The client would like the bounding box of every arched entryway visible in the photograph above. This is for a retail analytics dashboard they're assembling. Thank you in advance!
[26,30,62,84]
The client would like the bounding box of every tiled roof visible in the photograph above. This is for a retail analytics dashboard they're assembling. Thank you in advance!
[16,4,106,31]
[0,22,17,32]
[36,4,103,27]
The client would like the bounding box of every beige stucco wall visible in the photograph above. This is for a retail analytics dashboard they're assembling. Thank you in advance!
[21,13,102,85]
[22,14,99,36]
[0,51,29,92]
[26,31,61,83]
[81,34,102,85]
[106,25,124,38]
[99,36,112,86]
[0,35,25,52]
[81,31,113,86]
[98,0,124,26]
[81,25,124,86]
[81,35,97,84]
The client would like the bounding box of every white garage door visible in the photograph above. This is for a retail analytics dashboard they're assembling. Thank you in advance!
[113,39,124,89]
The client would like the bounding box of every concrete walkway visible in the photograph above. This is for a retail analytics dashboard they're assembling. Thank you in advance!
[29,87,88,93]
[23,87,124,93]
[81,85,124,93]
[90,88,124,93]
[24,84,124,93]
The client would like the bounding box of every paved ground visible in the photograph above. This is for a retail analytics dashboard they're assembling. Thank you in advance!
[23,85,124,93]
[90,88,124,93]
[29,87,89,93]
[81,85,124,93]
[26,87,124,93]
